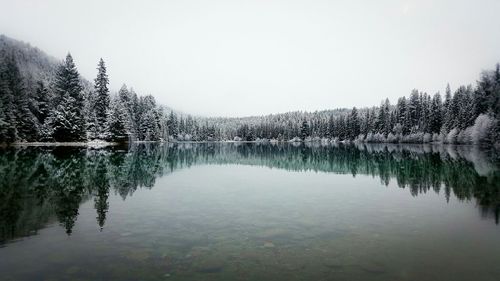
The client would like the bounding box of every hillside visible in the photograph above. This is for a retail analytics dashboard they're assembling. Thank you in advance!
[0,35,92,93]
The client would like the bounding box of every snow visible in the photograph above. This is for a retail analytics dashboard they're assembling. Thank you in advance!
[12,140,117,148]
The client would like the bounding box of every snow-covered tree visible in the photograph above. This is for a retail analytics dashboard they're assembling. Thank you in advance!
[429,93,442,134]
[51,53,86,142]
[167,111,179,139]
[106,97,128,142]
[0,52,18,142]
[94,58,110,135]
[138,95,160,141]
[348,107,360,139]
[471,114,497,145]
[300,118,310,139]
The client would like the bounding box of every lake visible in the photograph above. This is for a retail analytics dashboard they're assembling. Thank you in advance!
[0,143,499,281]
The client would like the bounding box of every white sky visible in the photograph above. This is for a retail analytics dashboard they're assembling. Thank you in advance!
[1,0,499,117]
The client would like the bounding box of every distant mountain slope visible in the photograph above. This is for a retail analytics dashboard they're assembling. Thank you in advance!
[0,34,92,93]
[0,35,59,91]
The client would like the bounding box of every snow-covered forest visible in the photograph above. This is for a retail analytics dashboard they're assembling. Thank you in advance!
[0,35,499,145]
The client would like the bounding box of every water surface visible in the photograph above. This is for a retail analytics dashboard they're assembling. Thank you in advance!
[1,143,499,281]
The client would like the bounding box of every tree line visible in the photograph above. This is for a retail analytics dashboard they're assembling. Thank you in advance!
[0,51,167,143]
[225,65,500,145]
[0,49,236,143]
[1,46,499,144]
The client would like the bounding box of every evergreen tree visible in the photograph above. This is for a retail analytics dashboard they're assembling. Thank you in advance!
[138,95,160,141]
[52,53,86,141]
[32,81,54,140]
[429,93,443,134]
[107,97,128,142]
[94,58,110,136]
[348,107,360,139]
[408,90,420,131]
[117,85,139,140]
[33,81,50,125]
[300,118,310,139]
[0,52,18,142]
[443,84,453,132]
[84,92,99,140]
[15,84,38,141]
[493,63,500,116]
[3,56,38,142]
[167,111,178,139]
[327,114,335,137]
[376,99,391,136]
[396,97,407,128]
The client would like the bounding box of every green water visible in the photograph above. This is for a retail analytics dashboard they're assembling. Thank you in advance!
[0,143,499,281]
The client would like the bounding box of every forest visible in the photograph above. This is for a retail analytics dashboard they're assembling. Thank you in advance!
[0,35,499,145]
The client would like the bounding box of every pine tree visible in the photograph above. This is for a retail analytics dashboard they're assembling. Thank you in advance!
[51,53,86,142]
[16,83,38,141]
[32,81,54,141]
[167,111,178,139]
[443,84,453,132]
[107,98,128,142]
[376,99,391,136]
[138,95,160,141]
[0,52,38,142]
[94,58,110,136]
[327,114,335,138]
[493,63,500,117]
[34,81,50,125]
[348,107,360,139]
[300,118,310,139]
[0,52,18,142]
[429,93,442,134]
[85,96,99,140]
[117,85,138,140]
[475,73,492,116]
[408,90,420,131]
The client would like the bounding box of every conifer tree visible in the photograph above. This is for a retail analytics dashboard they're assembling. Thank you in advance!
[0,52,18,142]
[34,81,50,125]
[443,84,453,132]
[138,95,160,141]
[52,53,86,141]
[107,98,128,142]
[167,111,178,139]
[94,58,110,136]
[300,119,310,139]
[348,107,360,139]
[429,93,442,134]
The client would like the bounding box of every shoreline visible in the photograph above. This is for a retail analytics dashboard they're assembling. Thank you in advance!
[6,140,119,148]
[1,140,496,148]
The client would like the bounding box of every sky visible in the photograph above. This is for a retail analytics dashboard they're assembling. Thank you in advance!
[1,0,500,117]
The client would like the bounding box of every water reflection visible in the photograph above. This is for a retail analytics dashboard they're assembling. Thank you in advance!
[0,143,499,244]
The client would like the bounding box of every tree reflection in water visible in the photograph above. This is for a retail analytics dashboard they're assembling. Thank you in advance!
[0,143,499,244]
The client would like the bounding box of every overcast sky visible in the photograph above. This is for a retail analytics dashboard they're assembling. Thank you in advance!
[1,0,499,117]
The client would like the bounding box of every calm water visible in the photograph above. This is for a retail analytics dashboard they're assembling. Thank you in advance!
[1,143,499,281]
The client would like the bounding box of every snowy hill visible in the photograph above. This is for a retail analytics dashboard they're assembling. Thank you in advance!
[0,34,92,93]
